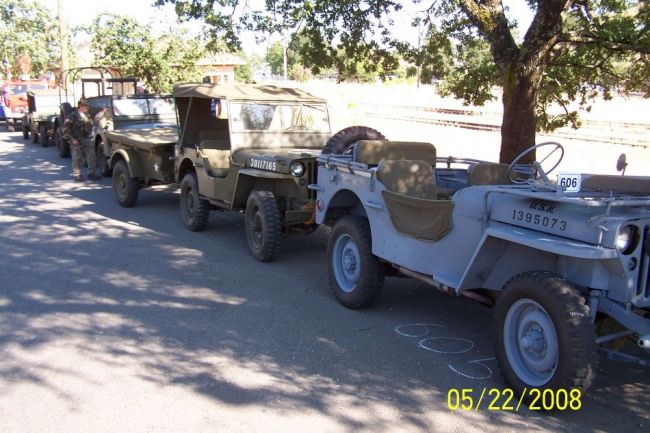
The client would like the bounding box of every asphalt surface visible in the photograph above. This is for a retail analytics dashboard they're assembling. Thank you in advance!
[0,131,648,433]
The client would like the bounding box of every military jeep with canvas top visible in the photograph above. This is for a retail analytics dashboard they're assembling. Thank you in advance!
[173,83,340,261]
[314,140,650,399]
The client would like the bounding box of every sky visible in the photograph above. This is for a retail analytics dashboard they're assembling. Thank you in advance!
[39,0,535,55]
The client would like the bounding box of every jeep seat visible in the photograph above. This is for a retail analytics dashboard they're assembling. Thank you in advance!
[199,130,231,178]
[354,140,437,166]
[376,160,454,242]
[377,160,439,199]
[467,162,510,186]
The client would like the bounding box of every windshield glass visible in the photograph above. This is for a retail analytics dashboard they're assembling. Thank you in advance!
[148,98,175,115]
[229,102,329,133]
[112,97,174,116]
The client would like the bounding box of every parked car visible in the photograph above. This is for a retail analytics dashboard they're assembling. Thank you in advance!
[313,139,650,400]
[1,79,48,132]
[21,90,69,146]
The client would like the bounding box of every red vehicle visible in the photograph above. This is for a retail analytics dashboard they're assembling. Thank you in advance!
[0,79,49,131]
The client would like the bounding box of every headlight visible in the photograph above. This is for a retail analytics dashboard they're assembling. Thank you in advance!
[290,162,305,177]
[615,225,636,254]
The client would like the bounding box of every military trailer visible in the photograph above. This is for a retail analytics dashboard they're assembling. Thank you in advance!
[173,83,381,262]
[108,127,178,207]
[313,140,650,399]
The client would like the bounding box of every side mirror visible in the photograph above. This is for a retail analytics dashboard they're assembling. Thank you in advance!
[616,153,627,176]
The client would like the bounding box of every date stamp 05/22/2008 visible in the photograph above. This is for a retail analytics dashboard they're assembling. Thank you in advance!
[446,388,583,412]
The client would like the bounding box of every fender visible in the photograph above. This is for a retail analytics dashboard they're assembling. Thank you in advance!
[232,169,295,207]
[110,148,145,178]
[456,223,618,291]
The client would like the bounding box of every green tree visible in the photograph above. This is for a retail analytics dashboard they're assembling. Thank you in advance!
[82,14,204,93]
[0,0,62,78]
[159,0,649,162]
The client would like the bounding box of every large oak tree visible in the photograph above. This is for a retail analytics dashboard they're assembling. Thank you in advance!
[157,0,649,162]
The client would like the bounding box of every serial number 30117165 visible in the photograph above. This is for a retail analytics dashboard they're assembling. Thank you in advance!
[512,210,567,231]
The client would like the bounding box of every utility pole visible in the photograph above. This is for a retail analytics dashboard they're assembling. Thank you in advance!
[57,0,69,88]
[282,30,288,82]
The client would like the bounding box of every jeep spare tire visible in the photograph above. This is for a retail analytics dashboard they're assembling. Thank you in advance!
[322,126,385,154]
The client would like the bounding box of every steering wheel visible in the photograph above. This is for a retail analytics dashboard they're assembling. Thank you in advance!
[507,142,564,184]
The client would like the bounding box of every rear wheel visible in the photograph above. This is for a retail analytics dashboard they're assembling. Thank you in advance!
[245,190,281,262]
[494,272,597,402]
[180,172,209,231]
[112,159,140,207]
[328,215,384,309]
[322,126,385,154]
[22,124,29,139]
[38,124,49,147]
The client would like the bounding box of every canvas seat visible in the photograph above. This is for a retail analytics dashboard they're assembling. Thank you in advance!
[377,160,454,242]
[467,162,511,186]
[354,140,437,166]
[198,130,231,178]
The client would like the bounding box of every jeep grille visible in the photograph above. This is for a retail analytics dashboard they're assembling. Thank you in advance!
[307,160,317,200]
[638,225,650,300]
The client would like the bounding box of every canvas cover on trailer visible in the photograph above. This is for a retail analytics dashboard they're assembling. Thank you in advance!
[106,127,178,151]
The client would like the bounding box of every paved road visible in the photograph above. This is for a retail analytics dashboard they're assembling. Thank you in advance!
[0,132,648,433]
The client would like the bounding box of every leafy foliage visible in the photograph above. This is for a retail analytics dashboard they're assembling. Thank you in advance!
[0,0,63,78]
[81,14,204,93]
[158,0,650,160]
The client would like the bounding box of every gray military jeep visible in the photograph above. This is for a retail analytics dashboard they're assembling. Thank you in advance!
[314,140,650,398]
[173,83,383,262]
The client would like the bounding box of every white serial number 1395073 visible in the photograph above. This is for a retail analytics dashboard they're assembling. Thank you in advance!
[557,173,581,192]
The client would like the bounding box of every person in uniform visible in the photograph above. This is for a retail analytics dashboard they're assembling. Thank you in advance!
[63,98,100,182]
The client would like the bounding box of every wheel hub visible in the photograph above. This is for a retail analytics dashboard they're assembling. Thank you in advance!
[504,299,558,386]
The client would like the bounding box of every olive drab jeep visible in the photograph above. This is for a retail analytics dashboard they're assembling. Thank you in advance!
[172,83,381,262]
[53,67,138,158]
[314,140,650,401]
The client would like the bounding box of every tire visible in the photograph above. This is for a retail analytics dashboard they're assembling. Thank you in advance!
[55,127,70,158]
[180,172,209,231]
[96,139,112,176]
[328,215,384,309]
[31,128,39,143]
[6,120,15,132]
[112,159,140,207]
[245,190,282,262]
[322,126,385,154]
[22,125,29,139]
[494,272,597,401]
[38,124,49,147]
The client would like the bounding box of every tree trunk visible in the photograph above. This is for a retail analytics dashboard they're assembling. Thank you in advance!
[499,65,540,164]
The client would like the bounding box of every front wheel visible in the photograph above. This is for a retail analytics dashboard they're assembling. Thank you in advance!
[494,272,597,401]
[112,159,140,207]
[55,127,70,158]
[328,215,384,309]
[180,172,209,231]
[38,124,49,147]
[96,140,112,176]
[245,190,281,262]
